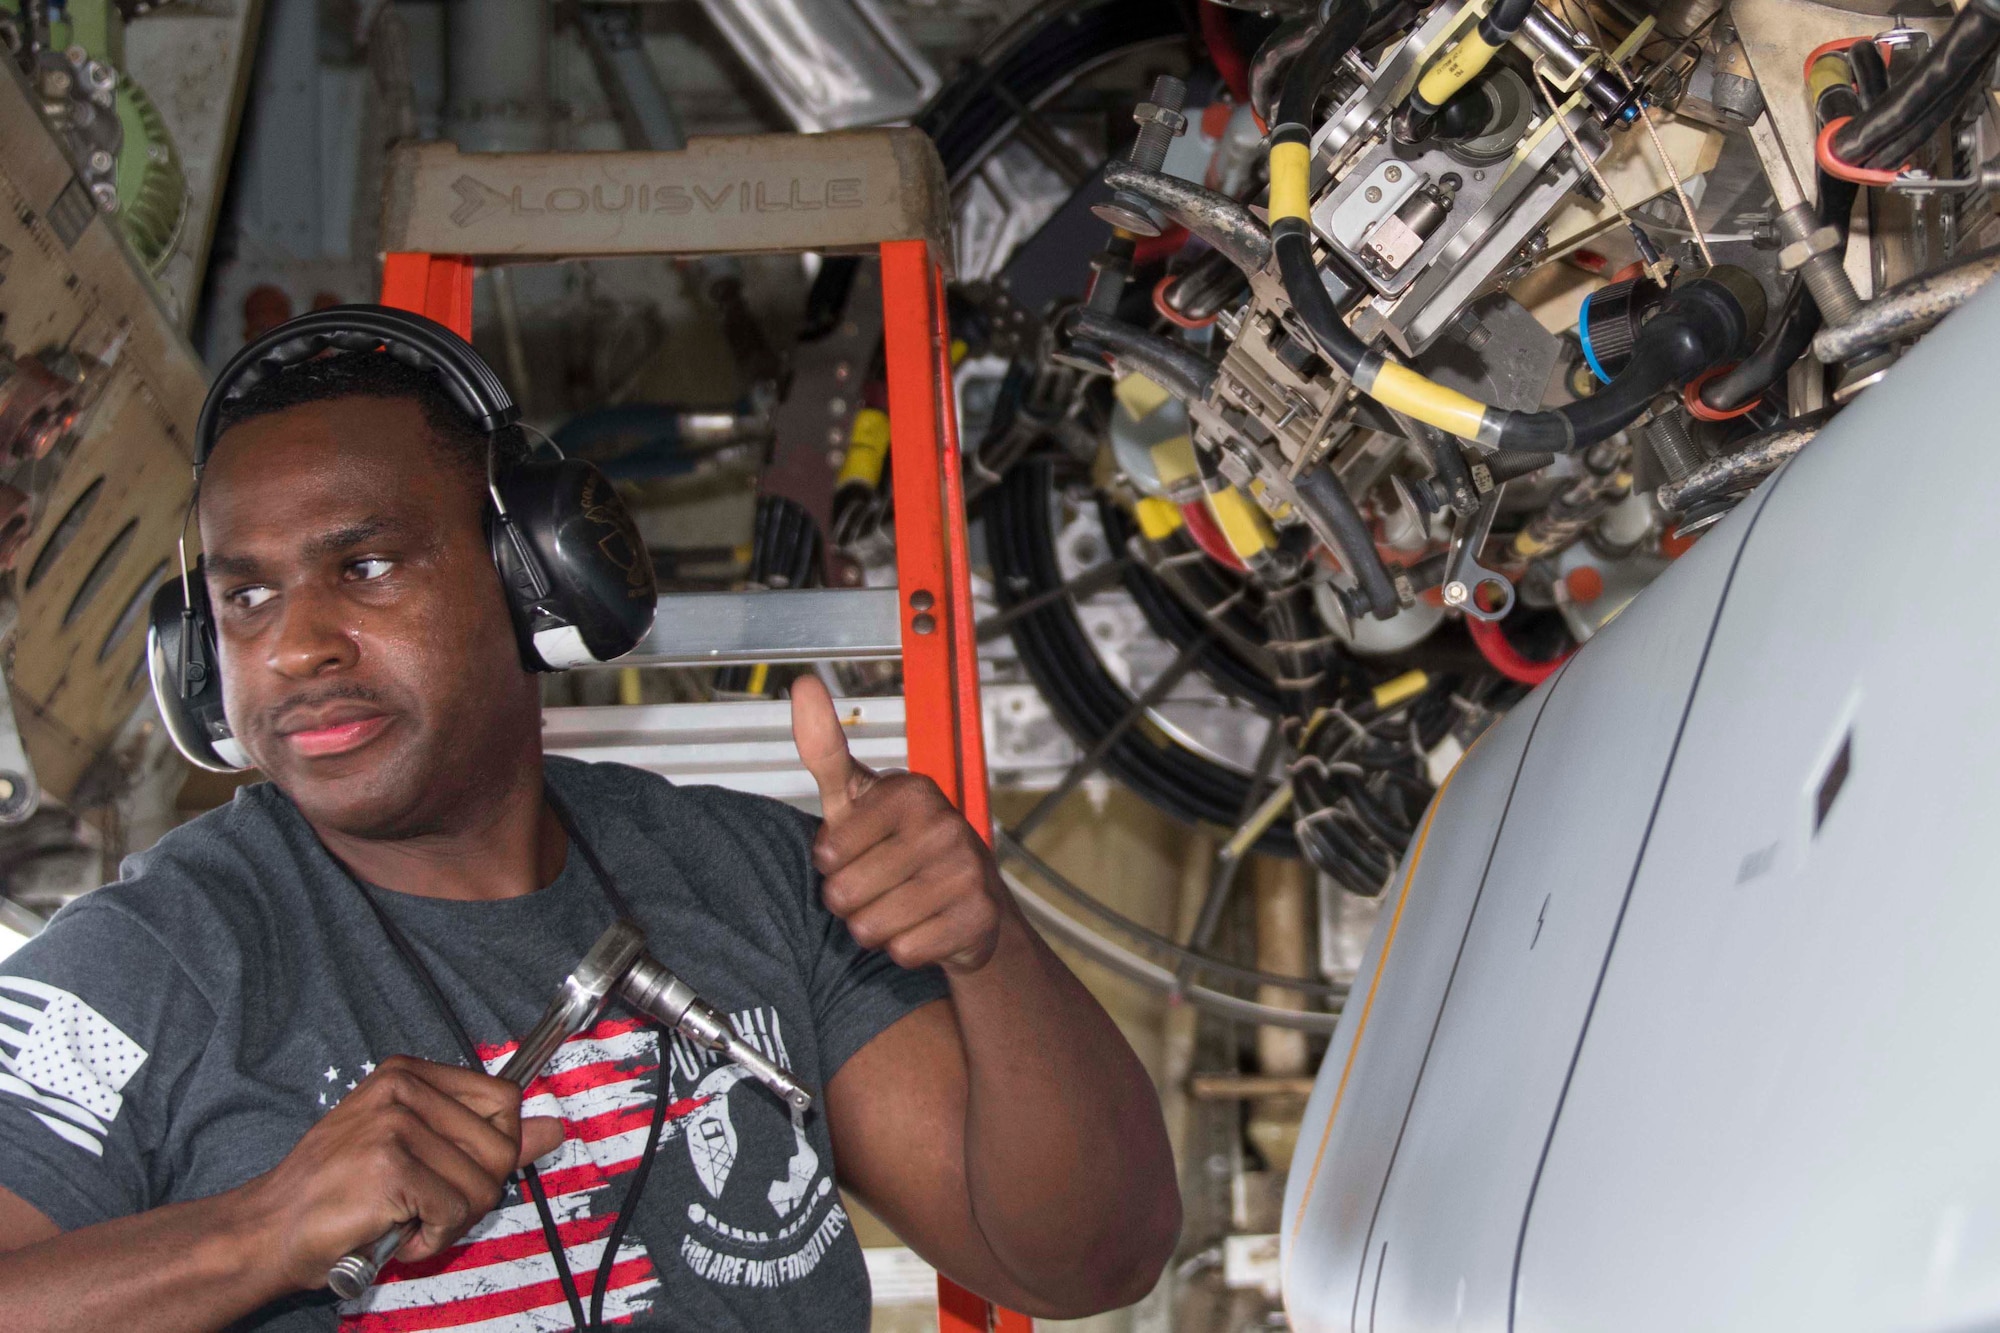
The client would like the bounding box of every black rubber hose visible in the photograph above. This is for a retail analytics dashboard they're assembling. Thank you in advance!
[1418,423,1479,512]
[1833,3,2000,168]
[1848,37,1888,110]
[1070,310,1220,402]
[1490,275,1761,451]
[1482,0,1537,37]
[1861,53,1999,170]
[1292,465,1400,619]
[1275,0,1371,131]
[1250,16,1318,126]
[1699,175,1856,412]
[1274,229,1369,374]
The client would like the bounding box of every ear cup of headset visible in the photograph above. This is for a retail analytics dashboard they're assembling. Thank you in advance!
[146,571,253,773]
[489,456,658,671]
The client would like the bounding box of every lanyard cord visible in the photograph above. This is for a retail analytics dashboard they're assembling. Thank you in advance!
[350,874,592,1330]
[339,787,654,1332]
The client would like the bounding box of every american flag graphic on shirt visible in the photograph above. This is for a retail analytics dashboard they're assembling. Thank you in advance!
[334,1006,842,1331]
[0,976,148,1159]
[336,1014,687,1331]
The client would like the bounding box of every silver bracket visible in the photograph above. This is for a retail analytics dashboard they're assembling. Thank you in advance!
[1439,486,1515,622]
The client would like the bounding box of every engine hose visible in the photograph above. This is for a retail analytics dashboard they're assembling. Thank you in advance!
[1069,309,1219,401]
[1395,0,1539,144]
[1657,408,1834,512]
[1275,0,1373,133]
[1811,244,2000,363]
[1698,175,1856,412]
[1292,464,1402,619]
[1249,18,1315,126]
[1831,0,2000,169]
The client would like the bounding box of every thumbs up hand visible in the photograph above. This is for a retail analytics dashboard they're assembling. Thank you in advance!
[789,674,1004,974]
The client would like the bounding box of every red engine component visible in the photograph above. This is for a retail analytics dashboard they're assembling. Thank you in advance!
[0,354,83,462]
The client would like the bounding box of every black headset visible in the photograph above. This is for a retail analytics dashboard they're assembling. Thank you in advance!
[147,305,658,773]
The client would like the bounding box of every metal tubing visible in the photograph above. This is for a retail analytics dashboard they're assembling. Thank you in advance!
[1101,162,1273,275]
[1657,411,1832,511]
[1813,248,2000,364]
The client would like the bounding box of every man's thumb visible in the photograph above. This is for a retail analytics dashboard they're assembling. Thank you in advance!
[789,675,858,816]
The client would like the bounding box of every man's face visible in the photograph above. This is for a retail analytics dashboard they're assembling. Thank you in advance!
[198,394,538,839]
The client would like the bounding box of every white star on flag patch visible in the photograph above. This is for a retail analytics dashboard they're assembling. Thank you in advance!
[0,977,148,1157]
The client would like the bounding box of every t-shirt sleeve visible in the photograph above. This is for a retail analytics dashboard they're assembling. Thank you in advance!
[771,805,951,1080]
[0,898,214,1230]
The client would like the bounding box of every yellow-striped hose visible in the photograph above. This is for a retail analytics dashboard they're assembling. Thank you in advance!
[1264,126,1509,446]
[1416,28,1504,110]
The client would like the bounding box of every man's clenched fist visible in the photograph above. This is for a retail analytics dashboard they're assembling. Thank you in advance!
[789,675,1005,974]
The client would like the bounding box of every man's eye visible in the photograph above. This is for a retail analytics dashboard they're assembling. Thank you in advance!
[229,586,275,611]
[347,557,393,581]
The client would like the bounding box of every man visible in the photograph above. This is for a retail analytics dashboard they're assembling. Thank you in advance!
[0,348,1179,1330]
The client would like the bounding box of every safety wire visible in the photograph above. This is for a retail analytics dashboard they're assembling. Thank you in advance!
[1531,66,1675,284]
[1638,102,1715,268]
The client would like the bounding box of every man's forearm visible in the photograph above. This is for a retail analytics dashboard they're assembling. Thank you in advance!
[948,903,1181,1312]
[0,1186,295,1332]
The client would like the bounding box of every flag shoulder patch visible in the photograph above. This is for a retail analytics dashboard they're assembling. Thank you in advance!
[0,977,149,1155]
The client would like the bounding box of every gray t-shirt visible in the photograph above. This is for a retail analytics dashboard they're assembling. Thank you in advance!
[0,756,948,1330]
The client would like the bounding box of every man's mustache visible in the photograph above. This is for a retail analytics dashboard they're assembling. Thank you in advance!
[262,683,389,733]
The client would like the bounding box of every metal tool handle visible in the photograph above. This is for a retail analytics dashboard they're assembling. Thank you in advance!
[326,923,646,1300]
[328,1224,416,1301]
[620,955,813,1112]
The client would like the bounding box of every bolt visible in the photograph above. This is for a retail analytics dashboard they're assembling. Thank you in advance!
[912,613,937,635]
[1091,74,1189,237]
[1443,580,1470,606]
[1365,186,1382,203]
[1385,165,1403,183]
[909,590,936,611]
[88,150,114,175]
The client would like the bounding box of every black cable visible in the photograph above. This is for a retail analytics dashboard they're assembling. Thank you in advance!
[1486,275,1764,451]
[1069,309,1219,401]
[1848,37,1888,110]
[350,887,591,1332]
[1274,0,1371,132]
[589,1039,671,1327]
[1292,464,1400,618]
[1273,229,1369,376]
[1096,499,1285,711]
[1833,2,2000,168]
[1699,175,1856,411]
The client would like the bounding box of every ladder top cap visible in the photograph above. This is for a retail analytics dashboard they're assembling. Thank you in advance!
[381,129,953,276]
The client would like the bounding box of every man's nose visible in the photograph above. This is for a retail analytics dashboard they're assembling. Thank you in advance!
[265,584,360,678]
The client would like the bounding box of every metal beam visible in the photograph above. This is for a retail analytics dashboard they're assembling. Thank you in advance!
[620,589,902,667]
[542,698,906,808]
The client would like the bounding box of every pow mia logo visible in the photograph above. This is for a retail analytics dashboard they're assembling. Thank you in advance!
[665,1009,851,1289]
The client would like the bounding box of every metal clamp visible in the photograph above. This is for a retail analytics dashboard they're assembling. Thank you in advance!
[1439,485,1515,621]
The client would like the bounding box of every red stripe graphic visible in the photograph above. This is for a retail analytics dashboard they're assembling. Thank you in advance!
[377,1213,615,1283]
[342,1256,657,1332]
[342,1017,679,1331]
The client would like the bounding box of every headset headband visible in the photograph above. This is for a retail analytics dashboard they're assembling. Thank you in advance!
[193,305,520,471]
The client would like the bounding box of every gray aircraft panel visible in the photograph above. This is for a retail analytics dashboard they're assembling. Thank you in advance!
[1515,283,2000,1331]
[1351,486,1757,1333]
[1282,685,1552,1332]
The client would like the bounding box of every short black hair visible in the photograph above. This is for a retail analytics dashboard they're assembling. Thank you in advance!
[210,350,518,485]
